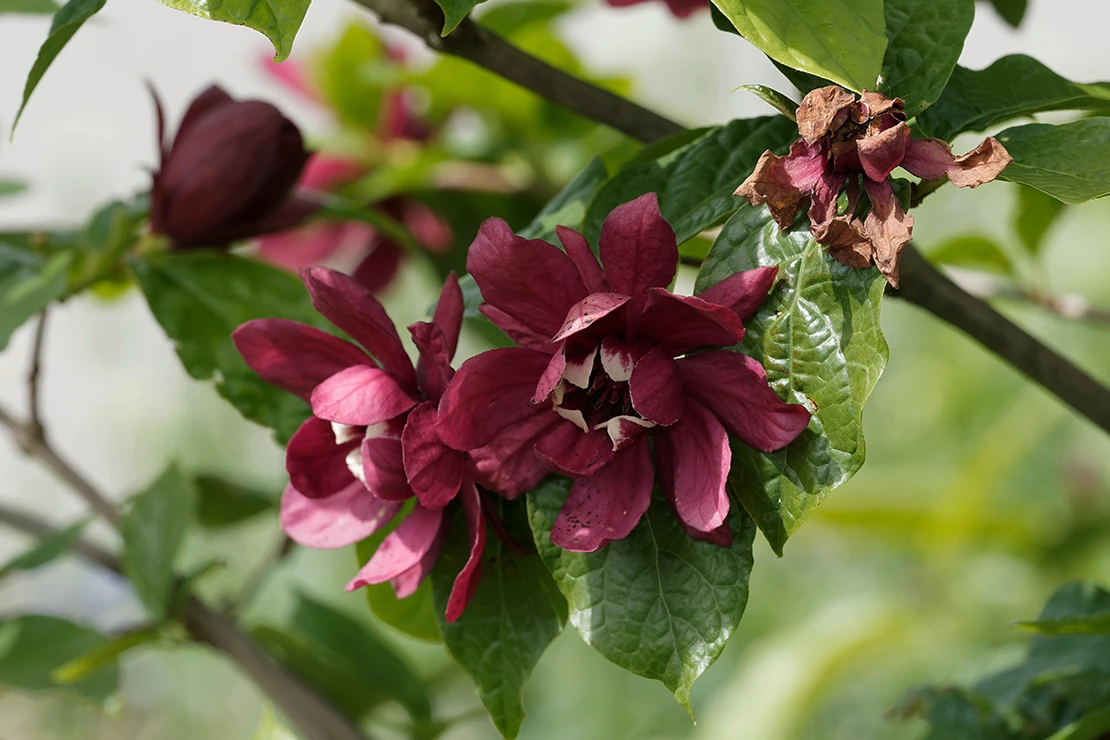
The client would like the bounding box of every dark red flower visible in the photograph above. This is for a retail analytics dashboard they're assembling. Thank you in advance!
[736,86,1012,286]
[606,0,707,18]
[436,194,811,553]
[150,85,316,250]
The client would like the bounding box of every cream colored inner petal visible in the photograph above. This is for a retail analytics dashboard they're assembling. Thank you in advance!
[555,406,590,433]
[563,345,598,389]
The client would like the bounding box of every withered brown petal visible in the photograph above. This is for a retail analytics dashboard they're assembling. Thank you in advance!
[796,86,857,144]
[855,91,904,123]
[735,142,826,230]
[813,215,871,270]
[901,136,1013,188]
[862,179,913,287]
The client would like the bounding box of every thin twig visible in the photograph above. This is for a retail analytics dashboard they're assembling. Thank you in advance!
[0,502,118,572]
[27,310,48,441]
[233,535,294,614]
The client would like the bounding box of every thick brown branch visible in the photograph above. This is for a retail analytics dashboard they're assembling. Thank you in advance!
[350,0,684,143]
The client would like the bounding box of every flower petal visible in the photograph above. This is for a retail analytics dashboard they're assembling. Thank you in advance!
[598,415,653,452]
[563,343,598,389]
[286,416,358,499]
[467,218,588,338]
[445,482,486,623]
[433,272,464,359]
[535,421,615,477]
[479,304,550,349]
[901,136,1012,188]
[551,438,654,553]
[437,347,554,451]
[233,318,371,401]
[254,221,365,271]
[598,193,678,297]
[390,535,443,599]
[634,288,746,354]
[696,266,778,322]
[653,440,733,547]
[629,346,685,425]
[351,238,404,294]
[409,321,453,403]
[533,347,567,404]
[735,141,826,229]
[551,293,631,343]
[796,86,857,144]
[855,122,911,182]
[402,402,464,510]
[467,408,564,498]
[280,482,400,549]
[679,350,811,452]
[311,365,418,426]
[599,336,651,382]
[654,399,730,533]
[863,178,914,287]
[362,429,413,501]
[557,225,605,294]
[808,169,848,226]
[347,505,446,590]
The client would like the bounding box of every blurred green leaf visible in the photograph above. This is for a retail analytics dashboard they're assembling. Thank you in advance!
[710,0,887,92]
[896,686,1014,740]
[997,119,1110,204]
[1046,705,1110,740]
[67,195,149,293]
[52,626,163,685]
[478,0,572,35]
[0,241,72,351]
[584,116,797,246]
[0,615,118,703]
[0,0,58,12]
[520,156,608,242]
[1016,612,1110,635]
[983,0,1027,27]
[696,204,888,554]
[0,179,27,195]
[12,0,105,133]
[736,85,798,120]
[881,0,974,118]
[1015,185,1065,255]
[916,55,1110,141]
[930,235,1014,275]
[432,498,566,739]
[155,0,308,62]
[435,0,487,34]
[121,465,195,621]
[194,475,276,529]
[355,521,442,643]
[131,252,325,445]
[0,518,90,579]
[528,479,756,714]
[316,23,391,130]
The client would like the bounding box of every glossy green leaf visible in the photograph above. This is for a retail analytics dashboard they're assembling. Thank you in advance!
[736,85,798,120]
[997,119,1110,204]
[0,0,58,13]
[155,0,308,61]
[355,525,441,643]
[519,157,609,242]
[772,59,833,97]
[584,116,798,246]
[0,615,118,703]
[194,475,277,528]
[916,55,1110,142]
[710,0,887,92]
[880,0,975,118]
[1015,185,1065,255]
[0,242,71,352]
[709,2,739,35]
[696,205,888,553]
[929,235,1013,276]
[432,499,566,739]
[0,179,27,195]
[436,0,488,34]
[0,518,90,579]
[528,478,757,713]
[983,0,1027,27]
[131,252,326,445]
[121,465,195,621]
[12,0,105,132]
[290,594,431,720]
[52,627,163,685]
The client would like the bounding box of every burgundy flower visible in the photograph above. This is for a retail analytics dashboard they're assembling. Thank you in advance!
[606,0,707,18]
[233,268,511,621]
[736,86,1012,286]
[436,194,811,553]
[149,85,316,250]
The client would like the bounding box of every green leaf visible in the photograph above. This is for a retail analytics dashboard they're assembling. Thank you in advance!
[695,205,888,553]
[929,235,1013,275]
[52,626,163,685]
[131,252,325,445]
[435,0,487,34]
[121,465,195,621]
[880,0,975,118]
[12,0,105,133]
[983,0,1027,27]
[1016,611,1110,636]
[316,23,391,130]
[432,499,566,739]
[0,0,58,13]
[710,0,887,92]
[478,0,572,35]
[736,85,798,120]
[1015,185,1065,256]
[194,475,277,528]
[584,116,798,246]
[355,525,442,643]
[1046,704,1110,740]
[519,157,609,242]
[997,119,1110,204]
[772,59,833,97]
[527,478,757,713]
[0,615,118,703]
[67,195,149,293]
[709,2,739,35]
[0,518,90,579]
[0,242,72,351]
[155,0,308,61]
[895,686,1014,740]
[0,179,27,195]
[916,55,1110,142]
[290,594,431,720]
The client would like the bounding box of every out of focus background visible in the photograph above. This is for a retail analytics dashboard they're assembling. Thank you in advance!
[2,1,1110,738]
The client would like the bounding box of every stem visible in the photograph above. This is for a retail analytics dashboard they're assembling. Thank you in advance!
[233,535,294,615]
[0,503,118,572]
[27,310,47,440]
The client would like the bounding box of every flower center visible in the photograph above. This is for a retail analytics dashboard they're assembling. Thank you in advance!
[550,348,655,449]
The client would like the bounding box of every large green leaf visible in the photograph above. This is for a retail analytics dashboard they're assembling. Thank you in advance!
[131,252,325,445]
[121,465,195,621]
[916,55,1110,142]
[0,518,90,579]
[435,0,488,34]
[584,116,798,246]
[0,615,118,703]
[519,156,609,242]
[432,500,566,739]
[997,119,1110,204]
[880,0,975,118]
[1015,185,1065,256]
[193,475,277,529]
[12,0,105,132]
[0,0,57,12]
[0,240,71,352]
[695,205,888,554]
[710,0,887,92]
[527,478,757,713]
[155,0,308,61]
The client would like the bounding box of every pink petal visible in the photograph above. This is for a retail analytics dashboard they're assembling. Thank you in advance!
[233,318,371,401]
[557,225,605,293]
[467,218,588,339]
[467,409,565,498]
[856,122,911,182]
[901,136,1012,189]
[280,482,401,549]
[679,350,811,452]
[445,482,486,623]
[301,266,417,392]
[696,267,778,322]
[535,421,615,476]
[390,532,444,599]
[654,399,730,533]
[533,347,567,404]
[551,438,654,552]
[409,321,453,403]
[436,347,554,451]
[633,288,746,354]
[551,293,631,343]
[599,336,651,382]
[598,415,653,452]
[299,154,364,191]
[310,365,417,426]
[598,193,678,296]
[286,416,358,499]
[351,238,404,295]
[628,346,685,425]
[653,435,733,547]
[254,221,361,271]
[402,402,464,510]
[479,305,551,349]
[807,169,849,226]
[362,430,413,501]
[433,273,464,359]
[347,505,446,590]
